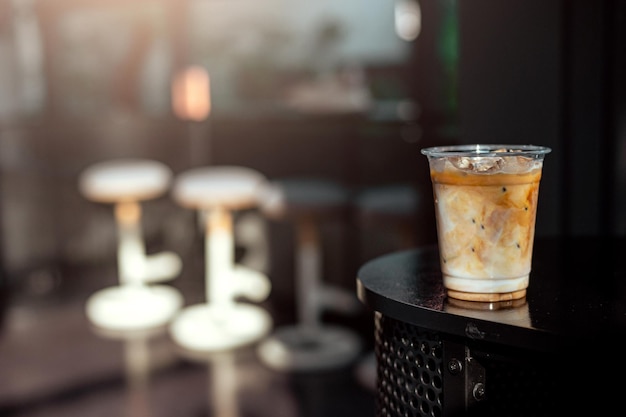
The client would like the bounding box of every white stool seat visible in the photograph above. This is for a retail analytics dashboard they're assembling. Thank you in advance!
[172,166,266,210]
[170,303,272,353]
[79,158,172,203]
[86,285,183,331]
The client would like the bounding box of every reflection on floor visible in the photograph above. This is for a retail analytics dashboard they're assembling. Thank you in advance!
[0,258,376,417]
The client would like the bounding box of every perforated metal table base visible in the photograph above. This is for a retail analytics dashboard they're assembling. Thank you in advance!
[374,313,561,417]
[357,236,626,417]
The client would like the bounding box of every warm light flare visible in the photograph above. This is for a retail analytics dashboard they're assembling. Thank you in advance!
[172,66,211,121]
[394,0,422,41]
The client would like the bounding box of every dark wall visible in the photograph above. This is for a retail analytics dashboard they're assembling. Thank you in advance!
[614,1,626,235]
[456,0,626,237]
[457,0,561,237]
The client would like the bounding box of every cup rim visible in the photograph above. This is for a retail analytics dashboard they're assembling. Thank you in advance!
[420,144,552,158]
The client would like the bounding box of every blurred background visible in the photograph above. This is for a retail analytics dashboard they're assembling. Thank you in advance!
[0,0,624,416]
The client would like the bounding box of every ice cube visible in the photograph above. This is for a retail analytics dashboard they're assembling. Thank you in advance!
[502,156,538,173]
[450,156,504,173]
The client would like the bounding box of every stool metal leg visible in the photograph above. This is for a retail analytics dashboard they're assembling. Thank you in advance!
[116,200,182,285]
[116,201,147,286]
[296,215,322,331]
[207,207,271,304]
[233,211,272,302]
[257,214,362,372]
[205,207,235,312]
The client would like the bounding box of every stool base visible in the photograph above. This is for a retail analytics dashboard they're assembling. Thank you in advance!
[86,285,183,331]
[169,303,272,352]
[257,325,362,372]
[354,351,377,392]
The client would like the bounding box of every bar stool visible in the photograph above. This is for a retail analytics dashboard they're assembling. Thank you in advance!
[352,183,421,391]
[256,178,362,372]
[169,166,272,353]
[78,158,184,331]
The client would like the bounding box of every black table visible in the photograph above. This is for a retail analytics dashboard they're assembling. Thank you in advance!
[356,236,626,417]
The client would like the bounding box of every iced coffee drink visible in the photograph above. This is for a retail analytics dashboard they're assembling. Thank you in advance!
[421,145,551,302]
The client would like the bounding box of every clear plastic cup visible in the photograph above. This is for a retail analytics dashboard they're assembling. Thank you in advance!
[421,144,551,302]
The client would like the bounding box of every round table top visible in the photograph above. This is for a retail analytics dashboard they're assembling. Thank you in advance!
[172,166,267,210]
[356,235,626,352]
[79,158,172,203]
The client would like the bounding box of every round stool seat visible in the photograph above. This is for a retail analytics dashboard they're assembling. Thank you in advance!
[170,303,273,352]
[261,178,350,220]
[355,183,419,223]
[172,166,267,210]
[257,325,362,372]
[85,285,183,331]
[79,159,172,203]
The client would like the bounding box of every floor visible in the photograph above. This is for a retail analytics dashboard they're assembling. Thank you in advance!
[0,254,378,417]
